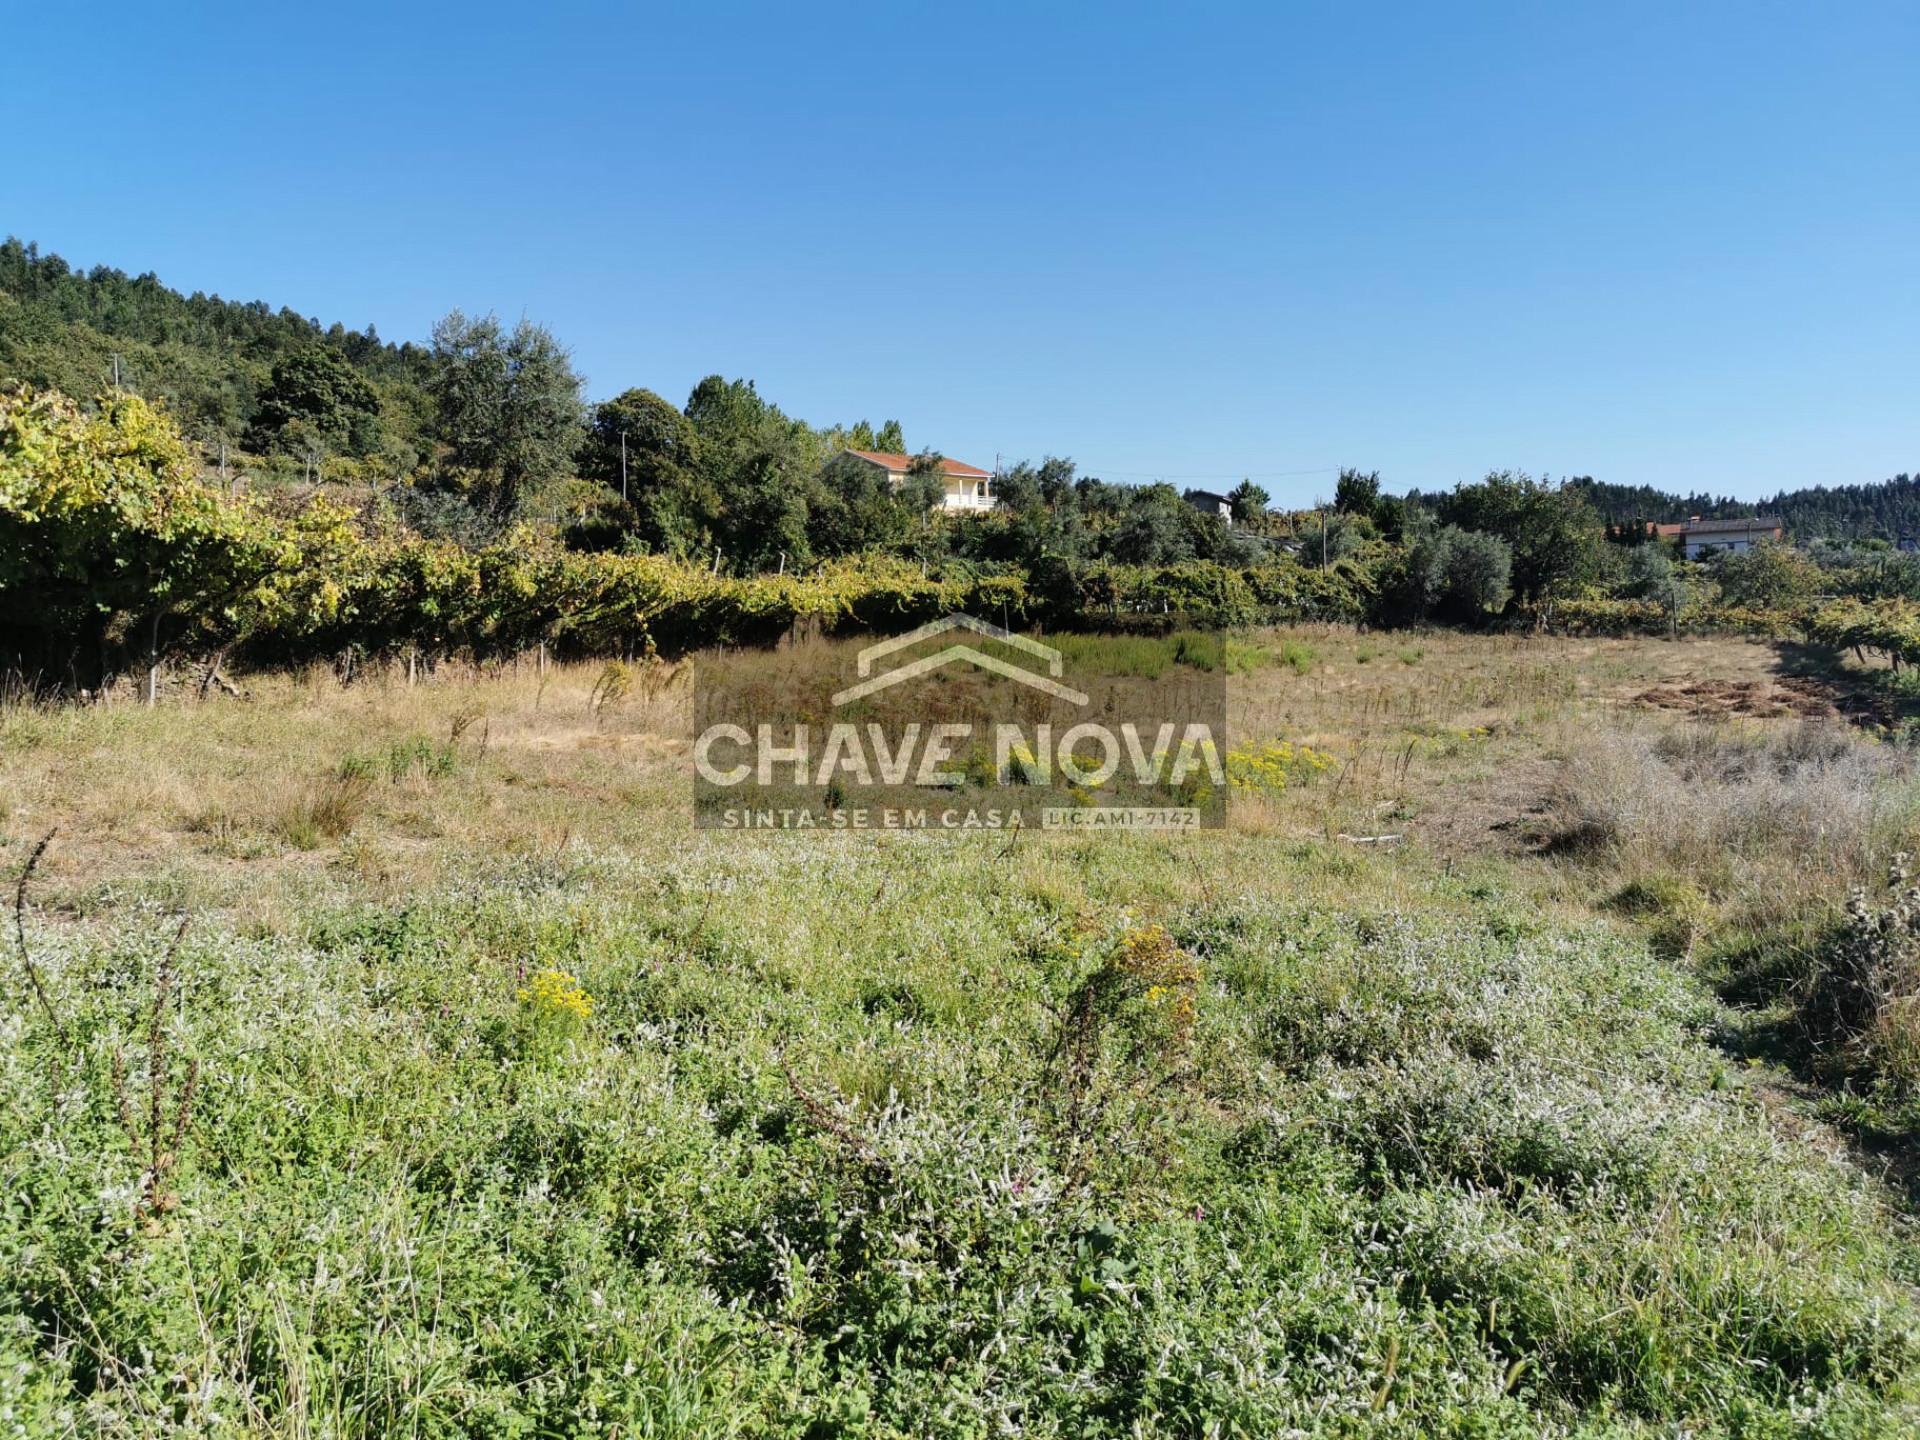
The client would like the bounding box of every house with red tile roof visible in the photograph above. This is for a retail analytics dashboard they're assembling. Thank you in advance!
[1626,516,1786,557]
[1665,516,1784,558]
[840,450,996,512]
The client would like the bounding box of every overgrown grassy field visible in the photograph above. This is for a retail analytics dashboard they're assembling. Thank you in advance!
[2,629,1918,1436]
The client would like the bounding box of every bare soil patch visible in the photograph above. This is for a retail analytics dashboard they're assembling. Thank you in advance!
[1634,676,1841,722]
[1406,754,1565,859]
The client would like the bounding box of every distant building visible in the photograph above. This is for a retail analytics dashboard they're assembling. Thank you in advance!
[1183,488,1233,522]
[1664,516,1784,559]
[841,450,995,512]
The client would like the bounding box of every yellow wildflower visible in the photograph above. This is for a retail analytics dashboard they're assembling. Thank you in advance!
[519,966,594,1021]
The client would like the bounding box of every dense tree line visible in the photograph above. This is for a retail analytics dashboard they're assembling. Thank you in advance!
[15,379,1920,702]
[1566,474,1920,543]
[0,234,1619,640]
[0,388,1372,691]
[0,239,1334,576]
[11,233,1920,684]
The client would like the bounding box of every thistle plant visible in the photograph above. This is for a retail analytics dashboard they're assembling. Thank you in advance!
[1809,851,1920,1083]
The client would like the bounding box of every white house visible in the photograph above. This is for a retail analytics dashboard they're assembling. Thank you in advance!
[842,449,996,512]
[1183,488,1234,522]
[1657,516,1784,559]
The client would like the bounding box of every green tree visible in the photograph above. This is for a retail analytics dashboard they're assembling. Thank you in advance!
[574,388,713,554]
[900,457,946,516]
[581,389,700,492]
[1228,479,1270,524]
[683,376,827,570]
[994,462,1043,514]
[1370,492,1407,542]
[1112,484,1196,564]
[1334,468,1380,515]
[1440,527,1513,615]
[903,451,949,507]
[248,347,381,457]
[1391,511,1509,621]
[1437,471,1604,605]
[1711,541,1821,609]
[721,452,812,571]
[426,311,583,519]
[1622,542,1676,600]
[810,451,938,556]
[685,375,780,454]
[1035,457,1077,509]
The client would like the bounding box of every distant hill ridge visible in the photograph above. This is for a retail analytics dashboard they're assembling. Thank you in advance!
[0,235,432,462]
[1,235,1913,539]
[1562,475,1920,543]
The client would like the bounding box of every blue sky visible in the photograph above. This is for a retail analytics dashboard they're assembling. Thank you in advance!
[5,2,1915,503]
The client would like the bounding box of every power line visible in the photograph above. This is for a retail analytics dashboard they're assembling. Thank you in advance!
[1071,464,1343,482]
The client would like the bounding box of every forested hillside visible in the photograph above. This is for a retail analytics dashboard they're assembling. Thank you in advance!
[0,236,1284,573]
[10,233,1920,700]
[0,236,435,466]
[7,233,1916,553]
[1567,474,1920,541]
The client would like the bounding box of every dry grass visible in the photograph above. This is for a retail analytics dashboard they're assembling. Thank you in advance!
[0,654,690,923]
[0,628,1901,934]
[1225,625,1829,851]
[272,770,375,849]
[1535,716,1920,984]
[1544,719,1912,876]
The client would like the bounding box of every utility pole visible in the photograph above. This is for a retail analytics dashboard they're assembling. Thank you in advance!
[620,429,629,504]
[1320,502,1328,569]
[111,353,121,391]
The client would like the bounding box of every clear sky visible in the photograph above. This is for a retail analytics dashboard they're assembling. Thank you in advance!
[5,2,1915,503]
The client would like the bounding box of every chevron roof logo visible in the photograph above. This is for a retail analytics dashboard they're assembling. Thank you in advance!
[691,614,1228,831]
[832,615,1089,707]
